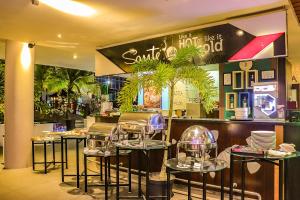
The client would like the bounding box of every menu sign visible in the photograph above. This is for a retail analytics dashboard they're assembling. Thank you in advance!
[98,15,286,73]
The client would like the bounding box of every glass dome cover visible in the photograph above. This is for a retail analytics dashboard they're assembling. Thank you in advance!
[179,125,217,152]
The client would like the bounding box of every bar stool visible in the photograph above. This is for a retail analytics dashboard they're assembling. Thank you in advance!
[83,147,132,200]
[61,134,87,188]
[31,135,66,174]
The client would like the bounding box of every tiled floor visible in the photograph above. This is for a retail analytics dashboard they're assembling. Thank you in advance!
[0,146,252,200]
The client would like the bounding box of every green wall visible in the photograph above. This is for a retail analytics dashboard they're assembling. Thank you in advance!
[223,58,276,119]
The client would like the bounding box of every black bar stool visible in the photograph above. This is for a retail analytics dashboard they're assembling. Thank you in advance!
[83,148,132,200]
[61,134,87,188]
[31,136,66,174]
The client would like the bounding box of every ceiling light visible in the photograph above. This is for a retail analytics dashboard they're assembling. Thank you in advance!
[73,54,78,59]
[40,0,96,17]
[57,34,62,39]
[21,43,31,70]
[236,30,244,37]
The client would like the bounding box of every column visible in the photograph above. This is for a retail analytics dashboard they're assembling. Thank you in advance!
[4,40,35,169]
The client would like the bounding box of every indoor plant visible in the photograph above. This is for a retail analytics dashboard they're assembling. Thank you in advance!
[117,45,217,195]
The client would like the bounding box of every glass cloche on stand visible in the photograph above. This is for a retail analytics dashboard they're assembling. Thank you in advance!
[176,125,218,169]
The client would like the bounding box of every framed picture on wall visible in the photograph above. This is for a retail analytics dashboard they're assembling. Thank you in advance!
[238,92,250,108]
[144,87,161,108]
[232,71,244,90]
[246,70,258,89]
[261,70,275,80]
[223,73,232,86]
[225,92,237,111]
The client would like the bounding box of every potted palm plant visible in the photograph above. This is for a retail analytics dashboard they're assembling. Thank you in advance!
[117,45,217,197]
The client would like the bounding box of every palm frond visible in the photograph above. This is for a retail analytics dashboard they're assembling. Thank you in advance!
[170,46,202,68]
[132,59,160,73]
[117,74,140,112]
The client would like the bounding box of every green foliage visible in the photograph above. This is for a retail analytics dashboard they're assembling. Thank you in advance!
[44,67,98,100]
[117,46,217,114]
[118,74,140,112]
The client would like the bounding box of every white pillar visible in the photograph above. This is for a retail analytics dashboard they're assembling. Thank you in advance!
[4,40,35,169]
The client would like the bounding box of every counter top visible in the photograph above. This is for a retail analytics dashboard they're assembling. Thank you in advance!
[170,117,286,125]
[284,122,300,127]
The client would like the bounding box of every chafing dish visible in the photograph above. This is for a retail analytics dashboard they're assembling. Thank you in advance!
[176,125,218,169]
[117,112,166,142]
[87,122,117,150]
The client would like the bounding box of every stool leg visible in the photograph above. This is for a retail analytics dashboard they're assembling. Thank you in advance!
[279,160,284,200]
[100,157,103,181]
[105,157,108,200]
[52,141,55,165]
[167,168,170,200]
[32,141,35,170]
[116,147,120,200]
[108,157,111,183]
[138,150,142,197]
[84,154,88,193]
[128,153,132,193]
[146,150,150,200]
[76,139,80,188]
[188,173,191,200]
[241,158,245,200]
[203,173,207,200]
[61,137,64,182]
[221,169,224,200]
[65,139,68,169]
[229,154,234,200]
[44,141,47,174]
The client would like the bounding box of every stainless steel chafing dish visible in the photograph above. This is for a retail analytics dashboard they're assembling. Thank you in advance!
[176,125,218,169]
[117,112,166,141]
[87,122,117,149]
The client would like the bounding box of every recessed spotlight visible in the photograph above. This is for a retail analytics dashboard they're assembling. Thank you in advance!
[32,0,39,6]
[57,34,62,39]
[73,54,78,59]
[40,0,96,17]
[236,30,244,37]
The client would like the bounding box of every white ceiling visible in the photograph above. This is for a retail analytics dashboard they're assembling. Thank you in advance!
[0,0,299,71]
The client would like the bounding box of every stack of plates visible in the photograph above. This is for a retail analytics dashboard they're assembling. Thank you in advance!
[235,108,249,120]
[251,131,276,150]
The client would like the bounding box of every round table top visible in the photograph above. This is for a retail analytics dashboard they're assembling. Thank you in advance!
[165,158,227,173]
[31,136,60,142]
[83,147,131,157]
[115,139,169,150]
[61,134,87,139]
[228,146,300,160]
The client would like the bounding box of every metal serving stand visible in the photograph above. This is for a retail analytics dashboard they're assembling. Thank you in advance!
[165,158,226,200]
[166,125,225,200]
[84,122,132,199]
[114,112,169,200]
[60,130,87,188]
[228,149,300,200]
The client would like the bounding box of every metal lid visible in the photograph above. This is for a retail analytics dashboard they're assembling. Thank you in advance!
[180,125,216,145]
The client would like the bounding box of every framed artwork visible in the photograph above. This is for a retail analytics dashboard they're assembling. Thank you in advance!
[238,92,250,108]
[232,71,244,90]
[223,73,232,86]
[261,70,275,80]
[144,87,161,108]
[226,92,237,111]
[246,70,258,89]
